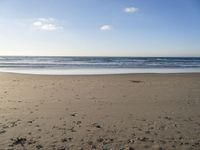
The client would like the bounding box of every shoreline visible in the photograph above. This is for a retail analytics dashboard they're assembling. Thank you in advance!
[1,70,200,76]
[1,72,200,78]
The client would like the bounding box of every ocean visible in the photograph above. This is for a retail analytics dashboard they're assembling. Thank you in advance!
[0,56,200,74]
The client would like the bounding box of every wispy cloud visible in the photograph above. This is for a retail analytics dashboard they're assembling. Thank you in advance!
[100,25,112,31]
[32,18,62,31]
[124,7,139,13]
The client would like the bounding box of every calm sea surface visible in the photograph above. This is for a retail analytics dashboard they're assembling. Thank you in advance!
[0,56,200,74]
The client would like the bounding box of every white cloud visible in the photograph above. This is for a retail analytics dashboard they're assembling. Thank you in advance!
[100,25,112,31]
[32,18,62,31]
[33,21,43,26]
[124,7,139,13]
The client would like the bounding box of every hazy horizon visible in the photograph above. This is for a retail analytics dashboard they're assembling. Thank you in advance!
[0,0,200,57]
[0,55,200,58]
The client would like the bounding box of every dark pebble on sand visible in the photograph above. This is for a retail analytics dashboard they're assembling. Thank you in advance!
[95,124,101,128]
[92,123,102,128]
[71,113,77,116]
[96,125,101,128]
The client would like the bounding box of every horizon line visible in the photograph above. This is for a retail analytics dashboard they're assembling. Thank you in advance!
[0,55,200,58]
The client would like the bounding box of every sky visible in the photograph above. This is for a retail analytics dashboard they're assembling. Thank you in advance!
[0,0,200,56]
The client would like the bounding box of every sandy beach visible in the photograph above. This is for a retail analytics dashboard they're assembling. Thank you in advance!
[0,73,200,150]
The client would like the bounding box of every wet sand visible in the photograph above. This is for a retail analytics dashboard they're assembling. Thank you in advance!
[0,73,200,150]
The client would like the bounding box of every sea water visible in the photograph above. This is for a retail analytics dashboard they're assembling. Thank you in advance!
[0,56,200,75]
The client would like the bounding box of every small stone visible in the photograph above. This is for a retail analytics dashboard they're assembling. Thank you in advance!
[92,123,102,128]
[70,113,77,116]
[96,125,101,128]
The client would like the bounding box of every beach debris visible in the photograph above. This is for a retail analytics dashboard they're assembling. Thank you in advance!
[11,137,27,146]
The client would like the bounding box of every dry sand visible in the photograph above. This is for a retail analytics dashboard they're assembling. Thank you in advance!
[0,73,200,150]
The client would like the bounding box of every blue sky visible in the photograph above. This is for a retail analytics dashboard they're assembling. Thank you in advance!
[0,0,200,56]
